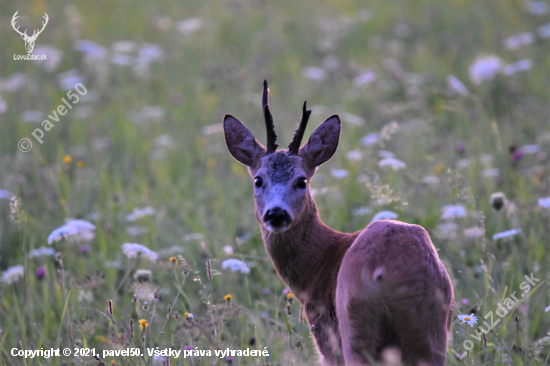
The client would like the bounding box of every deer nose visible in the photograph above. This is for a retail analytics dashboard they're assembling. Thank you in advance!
[264,208,291,228]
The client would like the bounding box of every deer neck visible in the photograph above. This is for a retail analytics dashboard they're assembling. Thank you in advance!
[260,194,355,303]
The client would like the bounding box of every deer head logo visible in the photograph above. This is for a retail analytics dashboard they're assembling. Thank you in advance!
[11,11,49,54]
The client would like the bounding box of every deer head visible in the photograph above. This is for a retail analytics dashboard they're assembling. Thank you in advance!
[224,80,341,233]
[11,11,49,54]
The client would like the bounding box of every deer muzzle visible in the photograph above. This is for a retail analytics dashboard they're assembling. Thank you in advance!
[263,207,291,232]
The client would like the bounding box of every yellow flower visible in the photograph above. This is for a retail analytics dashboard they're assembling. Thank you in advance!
[139,318,148,331]
[60,198,66,206]
[169,257,178,265]
[433,163,445,176]
[62,155,72,165]
[224,294,232,302]
[287,293,292,300]
[77,160,84,168]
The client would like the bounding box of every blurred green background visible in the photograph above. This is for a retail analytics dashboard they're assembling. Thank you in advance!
[0,0,549,365]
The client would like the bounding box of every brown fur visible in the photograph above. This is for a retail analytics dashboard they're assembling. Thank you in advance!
[223,102,454,366]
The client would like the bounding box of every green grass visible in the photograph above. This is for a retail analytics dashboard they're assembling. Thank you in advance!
[0,0,549,365]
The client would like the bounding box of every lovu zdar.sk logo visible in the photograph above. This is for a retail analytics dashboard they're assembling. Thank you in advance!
[12,10,49,60]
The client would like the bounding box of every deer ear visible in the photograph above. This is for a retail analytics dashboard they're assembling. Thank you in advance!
[299,115,341,170]
[223,114,266,168]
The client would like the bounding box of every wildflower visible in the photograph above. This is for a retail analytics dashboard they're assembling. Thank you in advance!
[537,22,550,38]
[371,211,399,222]
[433,163,445,176]
[138,319,148,331]
[121,243,158,262]
[286,304,291,315]
[169,257,178,265]
[346,150,362,161]
[77,160,84,168]
[526,1,549,15]
[28,246,56,258]
[74,40,106,57]
[464,227,485,238]
[330,169,349,179]
[490,192,507,211]
[361,132,379,146]
[446,75,468,96]
[353,71,377,86]
[521,144,541,154]
[0,189,14,200]
[504,32,535,50]
[80,245,89,255]
[224,294,232,303]
[221,259,250,274]
[492,228,522,241]
[63,155,72,165]
[538,197,550,209]
[441,205,466,220]
[176,18,203,36]
[503,60,533,75]
[422,175,440,186]
[378,157,406,171]
[20,110,43,123]
[58,69,84,90]
[125,206,156,222]
[287,293,293,303]
[184,312,193,320]
[457,313,478,327]
[223,245,233,254]
[47,219,96,244]
[36,266,46,281]
[143,302,149,311]
[302,66,327,81]
[482,168,501,178]
[1,265,24,284]
[352,206,372,217]
[512,149,523,164]
[469,55,502,85]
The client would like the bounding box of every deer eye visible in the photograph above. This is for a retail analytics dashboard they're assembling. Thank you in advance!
[254,177,263,188]
[297,177,307,189]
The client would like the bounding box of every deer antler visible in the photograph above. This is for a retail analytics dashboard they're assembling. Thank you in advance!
[11,11,28,37]
[30,13,48,39]
[263,80,278,154]
[288,101,312,155]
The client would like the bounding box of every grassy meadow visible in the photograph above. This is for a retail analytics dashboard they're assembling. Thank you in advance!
[0,0,549,364]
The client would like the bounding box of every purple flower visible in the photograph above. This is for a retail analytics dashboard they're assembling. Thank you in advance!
[461,298,469,305]
[183,345,192,351]
[456,141,465,154]
[36,267,46,281]
[80,245,90,255]
[512,149,523,164]
[227,357,233,364]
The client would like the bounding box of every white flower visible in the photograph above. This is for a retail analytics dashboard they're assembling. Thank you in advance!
[201,123,223,135]
[353,72,377,86]
[378,157,406,170]
[121,243,158,262]
[479,154,495,166]
[20,110,43,123]
[457,159,471,169]
[341,112,365,126]
[74,40,106,57]
[58,69,84,91]
[492,228,522,241]
[457,313,478,327]
[33,45,63,72]
[526,1,549,14]
[0,189,14,200]
[331,169,349,179]
[223,246,233,254]
[469,55,502,85]
[302,67,327,81]
[505,32,535,50]
[1,265,24,284]
[28,246,56,258]
[422,175,440,185]
[176,18,203,36]
[346,150,362,161]
[441,205,466,220]
[537,23,550,38]
[464,227,485,238]
[221,259,250,274]
[446,75,468,96]
[538,197,550,208]
[47,220,96,245]
[503,60,533,75]
[352,206,372,217]
[482,168,501,178]
[361,132,379,146]
[125,206,156,222]
[371,210,398,222]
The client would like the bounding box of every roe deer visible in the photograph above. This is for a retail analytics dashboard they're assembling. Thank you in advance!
[223,80,454,366]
